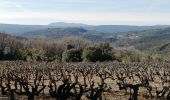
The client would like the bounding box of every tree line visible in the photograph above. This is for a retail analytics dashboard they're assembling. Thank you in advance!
[0,32,163,62]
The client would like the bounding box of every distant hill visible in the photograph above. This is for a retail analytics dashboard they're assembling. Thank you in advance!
[0,23,170,36]
[88,25,170,33]
[48,22,170,33]
[21,27,117,42]
[0,23,50,35]
[48,22,90,27]
[22,27,88,39]
[113,28,170,51]
[21,25,170,48]
[130,28,170,45]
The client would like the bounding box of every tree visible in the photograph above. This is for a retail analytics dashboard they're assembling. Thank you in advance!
[4,39,23,60]
[0,32,8,60]
[44,43,65,62]
[82,43,113,62]
[62,49,82,62]
[20,47,45,61]
[0,32,23,60]
[82,46,99,62]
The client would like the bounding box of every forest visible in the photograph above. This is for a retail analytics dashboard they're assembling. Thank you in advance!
[0,32,164,63]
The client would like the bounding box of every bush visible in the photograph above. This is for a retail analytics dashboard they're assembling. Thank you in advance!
[82,43,113,62]
[0,50,4,60]
[20,48,45,61]
[82,46,101,62]
[62,49,82,62]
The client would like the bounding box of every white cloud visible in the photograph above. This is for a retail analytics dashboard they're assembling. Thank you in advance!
[0,0,30,12]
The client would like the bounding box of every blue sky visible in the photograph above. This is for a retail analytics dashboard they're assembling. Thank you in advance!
[0,0,170,25]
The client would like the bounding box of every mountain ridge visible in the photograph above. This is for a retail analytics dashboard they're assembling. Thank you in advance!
[0,22,170,35]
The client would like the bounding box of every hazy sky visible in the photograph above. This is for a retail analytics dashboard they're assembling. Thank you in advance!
[0,0,170,25]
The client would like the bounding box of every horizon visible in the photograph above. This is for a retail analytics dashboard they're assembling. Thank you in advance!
[0,22,170,26]
[0,0,170,25]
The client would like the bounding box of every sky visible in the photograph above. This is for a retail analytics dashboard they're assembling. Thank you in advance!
[0,0,170,25]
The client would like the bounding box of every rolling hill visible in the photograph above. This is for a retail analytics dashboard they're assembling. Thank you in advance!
[0,23,48,35]
[21,27,117,42]
[22,27,87,39]
[0,22,170,35]
[113,28,170,52]
[1,22,170,53]
[20,25,170,53]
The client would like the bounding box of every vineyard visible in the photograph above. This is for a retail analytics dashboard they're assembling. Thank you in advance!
[0,61,170,100]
